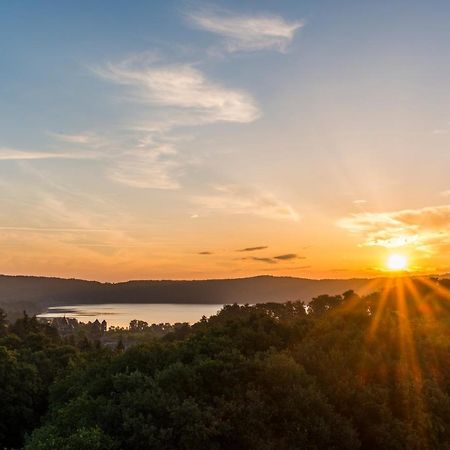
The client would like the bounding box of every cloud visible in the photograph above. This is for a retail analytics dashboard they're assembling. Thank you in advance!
[186,7,303,53]
[107,145,180,189]
[352,199,367,205]
[274,253,302,260]
[5,131,182,191]
[97,125,186,190]
[193,184,300,221]
[338,204,450,250]
[244,256,277,264]
[441,190,450,197]
[0,182,141,262]
[48,133,93,144]
[95,61,260,124]
[242,253,304,264]
[237,246,268,252]
[0,226,111,233]
[432,120,450,135]
[0,147,96,161]
[48,132,107,148]
[90,57,261,189]
[198,251,213,255]
[260,265,311,272]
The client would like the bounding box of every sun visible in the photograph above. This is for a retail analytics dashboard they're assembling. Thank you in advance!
[386,253,408,271]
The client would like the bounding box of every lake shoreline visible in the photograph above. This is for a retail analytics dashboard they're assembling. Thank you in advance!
[37,303,226,328]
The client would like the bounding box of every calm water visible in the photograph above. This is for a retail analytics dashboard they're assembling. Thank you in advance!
[38,303,224,328]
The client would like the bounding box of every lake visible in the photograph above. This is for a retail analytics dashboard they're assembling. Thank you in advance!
[38,303,225,328]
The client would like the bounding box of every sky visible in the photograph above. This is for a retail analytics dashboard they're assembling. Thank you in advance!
[0,0,449,281]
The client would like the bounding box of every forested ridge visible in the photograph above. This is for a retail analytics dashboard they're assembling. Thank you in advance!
[1,277,450,449]
[0,274,385,309]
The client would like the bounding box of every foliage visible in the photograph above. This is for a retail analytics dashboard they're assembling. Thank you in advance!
[1,278,450,449]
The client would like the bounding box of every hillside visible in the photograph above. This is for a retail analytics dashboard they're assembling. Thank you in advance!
[0,275,389,308]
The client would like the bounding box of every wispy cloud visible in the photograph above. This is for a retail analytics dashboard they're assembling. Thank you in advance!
[274,253,302,260]
[0,226,112,233]
[0,147,96,161]
[432,129,449,135]
[193,184,300,221]
[198,251,213,255]
[90,57,261,189]
[338,204,450,250]
[95,60,260,124]
[241,253,304,264]
[107,145,181,189]
[48,132,107,148]
[432,121,450,135]
[260,265,311,272]
[0,180,140,263]
[248,256,277,264]
[185,6,303,53]
[237,246,268,252]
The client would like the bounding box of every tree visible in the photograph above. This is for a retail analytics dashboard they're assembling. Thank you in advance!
[0,308,7,336]
[116,336,125,351]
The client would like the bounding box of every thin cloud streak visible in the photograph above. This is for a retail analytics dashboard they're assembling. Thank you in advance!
[241,253,305,264]
[47,132,109,149]
[193,184,300,221]
[0,147,97,161]
[274,253,302,260]
[242,256,277,264]
[237,246,268,252]
[0,226,114,232]
[186,7,303,53]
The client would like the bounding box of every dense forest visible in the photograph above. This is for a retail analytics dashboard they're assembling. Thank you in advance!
[1,277,450,449]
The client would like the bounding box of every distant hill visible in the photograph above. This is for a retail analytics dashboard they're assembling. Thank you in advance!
[0,275,390,309]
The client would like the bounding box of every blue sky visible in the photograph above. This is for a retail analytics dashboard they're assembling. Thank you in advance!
[0,1,449,280]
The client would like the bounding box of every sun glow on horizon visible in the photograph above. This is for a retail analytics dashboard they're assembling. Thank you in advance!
[386,253,408,271]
